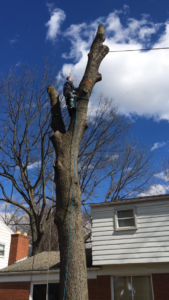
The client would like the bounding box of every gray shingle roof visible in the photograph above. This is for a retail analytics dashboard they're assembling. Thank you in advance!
[0,249,93,274]
[0,251,60,273]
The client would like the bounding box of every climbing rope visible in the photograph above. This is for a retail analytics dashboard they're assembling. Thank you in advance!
[46,153,55,300]
[76,96,89,102]
[62,96,89,300]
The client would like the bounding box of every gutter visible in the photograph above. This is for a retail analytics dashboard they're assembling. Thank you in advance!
[0,267,101,277]
[90,194,169,207]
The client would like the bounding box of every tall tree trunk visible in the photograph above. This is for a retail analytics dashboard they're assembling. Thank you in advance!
[48,25,109,300]
[30,212,44,255]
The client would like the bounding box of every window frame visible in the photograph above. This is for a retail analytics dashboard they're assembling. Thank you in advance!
[29,281,60,300]
[0,243,5,257]
[111,275,154,300]
[114,207,138,231]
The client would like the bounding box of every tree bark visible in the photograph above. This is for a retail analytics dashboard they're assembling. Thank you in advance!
[47,25,109,300]
[29,211,44,255]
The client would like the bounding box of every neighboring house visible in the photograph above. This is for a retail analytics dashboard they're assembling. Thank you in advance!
[91,194,169,300]
[0,194,169,300]
[0,220,13,269]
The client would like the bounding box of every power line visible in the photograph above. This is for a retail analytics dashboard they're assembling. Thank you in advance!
[109,47,169,53]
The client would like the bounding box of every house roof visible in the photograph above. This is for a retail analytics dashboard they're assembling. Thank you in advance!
[0,249,93,275]
[90,193,169,208]
[0,251,60,273]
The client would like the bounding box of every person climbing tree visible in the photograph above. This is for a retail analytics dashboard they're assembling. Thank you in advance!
[63,76,77,116]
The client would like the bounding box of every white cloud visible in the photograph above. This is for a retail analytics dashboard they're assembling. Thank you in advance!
[105,154,119,163]
[0,202,8,212]
[27,161,41,170]
[15,61,21,67]
[58,8,169,120]
[154,170,169,182]
[45,4,66,42]
[9,39,17,44]
[15,161,41,170]
[151,142,166,151]
[139,184,169,197]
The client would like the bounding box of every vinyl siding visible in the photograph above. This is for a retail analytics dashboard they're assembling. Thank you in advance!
[0,221,13,269]
[91,200,169,265]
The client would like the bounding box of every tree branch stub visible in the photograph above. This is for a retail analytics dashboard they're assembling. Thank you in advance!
[47,85,66,134]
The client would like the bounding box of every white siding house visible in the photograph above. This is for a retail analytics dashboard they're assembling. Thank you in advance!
[0,220,13,269]
[91,195,169,266]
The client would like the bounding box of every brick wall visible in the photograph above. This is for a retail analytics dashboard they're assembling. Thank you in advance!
[88,275,111,300]
[0,278,111,300]
[0,282,30,300]
[2,273,168,300]
[8,233,30,266]
[152,273,169,300]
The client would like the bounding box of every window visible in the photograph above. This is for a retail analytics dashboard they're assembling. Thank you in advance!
[0,244,5,256]
[112,276,153,300]
[33,283,59,300]
[115,208,137,231]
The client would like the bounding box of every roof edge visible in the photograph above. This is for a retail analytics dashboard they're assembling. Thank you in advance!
[90,194,169,208]
[0,267,101,277]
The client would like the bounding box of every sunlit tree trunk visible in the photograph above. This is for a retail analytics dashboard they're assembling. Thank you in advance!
[47,25,109,300]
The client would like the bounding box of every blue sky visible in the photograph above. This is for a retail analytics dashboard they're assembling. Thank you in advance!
[1,0,169,198]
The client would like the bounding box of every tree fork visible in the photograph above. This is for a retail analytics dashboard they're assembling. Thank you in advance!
[47,24,109,300]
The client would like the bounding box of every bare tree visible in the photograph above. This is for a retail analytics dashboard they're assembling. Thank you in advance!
[0,204,29,232]
[0,202,59,252]
[0,28,153,281]
[0,62,57,254]
[0,203,91,255]
[77,96,152,203]
[104,140,153,201]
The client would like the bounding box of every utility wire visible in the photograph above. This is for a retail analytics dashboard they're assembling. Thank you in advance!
[109,47,169,53]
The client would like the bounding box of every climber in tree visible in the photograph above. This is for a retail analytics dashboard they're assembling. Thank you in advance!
[63,77,77,115]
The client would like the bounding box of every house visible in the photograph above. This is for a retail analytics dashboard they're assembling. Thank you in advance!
[0,233,99,300]
[91,194,169,300]
[0,220,13,269]
[0,194,169,300]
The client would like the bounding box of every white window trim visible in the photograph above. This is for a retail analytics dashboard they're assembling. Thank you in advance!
[0,243,5,258]
[114,207,138,231]
[111,275,154,300]
[29,280,59,300]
